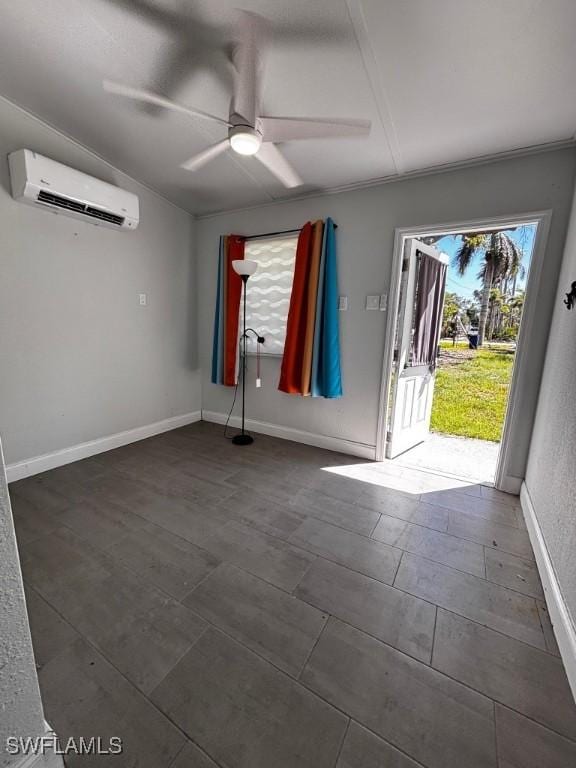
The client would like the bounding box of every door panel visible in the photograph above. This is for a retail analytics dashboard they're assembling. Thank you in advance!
[386,239,447,459]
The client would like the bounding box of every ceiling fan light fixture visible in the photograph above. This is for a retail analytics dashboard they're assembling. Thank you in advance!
[229,126,262,156]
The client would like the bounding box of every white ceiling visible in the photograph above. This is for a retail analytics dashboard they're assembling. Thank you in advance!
[0,0,575,215]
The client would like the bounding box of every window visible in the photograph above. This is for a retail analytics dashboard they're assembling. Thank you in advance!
[244,235,297,355]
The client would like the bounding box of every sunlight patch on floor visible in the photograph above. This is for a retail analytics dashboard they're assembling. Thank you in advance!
[391,433,499,485]
[321,460,481,496]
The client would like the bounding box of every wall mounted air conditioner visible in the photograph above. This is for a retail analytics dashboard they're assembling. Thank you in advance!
[8,149,139,231]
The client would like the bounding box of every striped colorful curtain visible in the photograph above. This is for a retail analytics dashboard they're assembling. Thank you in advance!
[211,235,245,386]
[279,218,342,398]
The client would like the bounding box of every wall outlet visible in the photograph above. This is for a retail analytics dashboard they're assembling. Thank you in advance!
[366,295,380,310]
[139,293,147,306]
[338,296,348,311]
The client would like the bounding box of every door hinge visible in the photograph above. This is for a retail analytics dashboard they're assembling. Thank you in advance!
[386,431,392,442]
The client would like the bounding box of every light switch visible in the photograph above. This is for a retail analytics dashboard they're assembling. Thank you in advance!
[139,293,147,306]
[366,295,380,310]
[379,293,387,311]
[338,296,348,311]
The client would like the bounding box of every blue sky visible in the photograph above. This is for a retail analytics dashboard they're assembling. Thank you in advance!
[437,224,537,302]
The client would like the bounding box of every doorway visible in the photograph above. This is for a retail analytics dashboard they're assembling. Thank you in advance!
[376,212,550,490]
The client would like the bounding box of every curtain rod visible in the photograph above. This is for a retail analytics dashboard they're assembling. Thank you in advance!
[243,223,338,241]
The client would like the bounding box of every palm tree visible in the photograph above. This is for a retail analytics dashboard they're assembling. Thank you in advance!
[487,287,504,341]
[453,231,524,345]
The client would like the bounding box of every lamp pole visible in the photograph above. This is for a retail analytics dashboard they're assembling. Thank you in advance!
[232,272,254,446]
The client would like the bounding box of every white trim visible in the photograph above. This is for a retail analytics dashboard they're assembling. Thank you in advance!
[520,483,576,702]
[375,210,552,496]
[5,411,201,482]
[196,140,574,220]
[201,410,376,460]
[375,226,405,462]
[496,474,522,495]
[494,211,552,488]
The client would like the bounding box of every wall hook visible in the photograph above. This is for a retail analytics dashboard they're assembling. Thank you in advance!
[564,281,576,311]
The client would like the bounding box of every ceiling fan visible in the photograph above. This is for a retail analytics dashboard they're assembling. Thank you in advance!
[103,10,371,188]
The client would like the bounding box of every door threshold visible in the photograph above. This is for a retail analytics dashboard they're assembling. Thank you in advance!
[386,454,495,488]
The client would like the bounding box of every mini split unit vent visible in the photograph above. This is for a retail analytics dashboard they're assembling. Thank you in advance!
[8,149,139,230]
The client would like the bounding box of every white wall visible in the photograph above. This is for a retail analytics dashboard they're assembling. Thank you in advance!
[0,96,200,466]
[197,148,576,476]
[525,180,576,629]
[0,437,45,768]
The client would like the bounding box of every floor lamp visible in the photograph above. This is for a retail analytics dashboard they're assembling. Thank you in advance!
[232,259,258,445]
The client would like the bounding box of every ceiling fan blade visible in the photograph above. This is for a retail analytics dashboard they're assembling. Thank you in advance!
[261,116,371,143]
[103,80,230,127]
[254,143,302,188]
[231,11,270,125]
[180,139,230,172]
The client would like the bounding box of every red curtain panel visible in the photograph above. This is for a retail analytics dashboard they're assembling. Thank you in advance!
[222,235,245,386]
[279,222,313,393]
[279,221,324,394]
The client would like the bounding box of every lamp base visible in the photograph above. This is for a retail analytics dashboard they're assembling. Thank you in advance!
[232,433,254,446]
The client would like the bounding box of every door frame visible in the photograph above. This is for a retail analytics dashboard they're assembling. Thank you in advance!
[375,210,552,492]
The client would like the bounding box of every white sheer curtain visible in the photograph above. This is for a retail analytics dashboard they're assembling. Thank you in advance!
[244,235,297,355]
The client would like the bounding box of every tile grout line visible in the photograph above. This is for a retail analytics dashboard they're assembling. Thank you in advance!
[297,614,332,681]
[331,717,351,768]
[367,510,382,538]
[19,488,549,659]
[430,607,576,744]
[166,740,188,768]
[17,424,570,760]
[242,507,539,599]
[32,574,576,756]
[493,700,501,768]
[394,573,547,653]
[391,549,404,587]
[289,519,488,580]
[24,583,218,763]
[291,555,320,596]
[20,463,527,578]
[25,502,549,657]
[294,590,432,667]
[429,605,439,666]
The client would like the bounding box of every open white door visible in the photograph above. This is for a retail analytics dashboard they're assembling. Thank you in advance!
[386,238,448,459]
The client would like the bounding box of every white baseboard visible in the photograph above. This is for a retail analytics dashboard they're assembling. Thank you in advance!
[201,410,376,460]
[520,482,576,702]
[6,411,202,482]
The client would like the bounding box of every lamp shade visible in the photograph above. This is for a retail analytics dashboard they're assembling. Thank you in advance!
[232,259,258,277]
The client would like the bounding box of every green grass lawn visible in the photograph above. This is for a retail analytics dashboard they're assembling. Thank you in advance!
[430,343,514,442]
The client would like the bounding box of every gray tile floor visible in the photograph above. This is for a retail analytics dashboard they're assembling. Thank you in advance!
[9,421,576,768]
